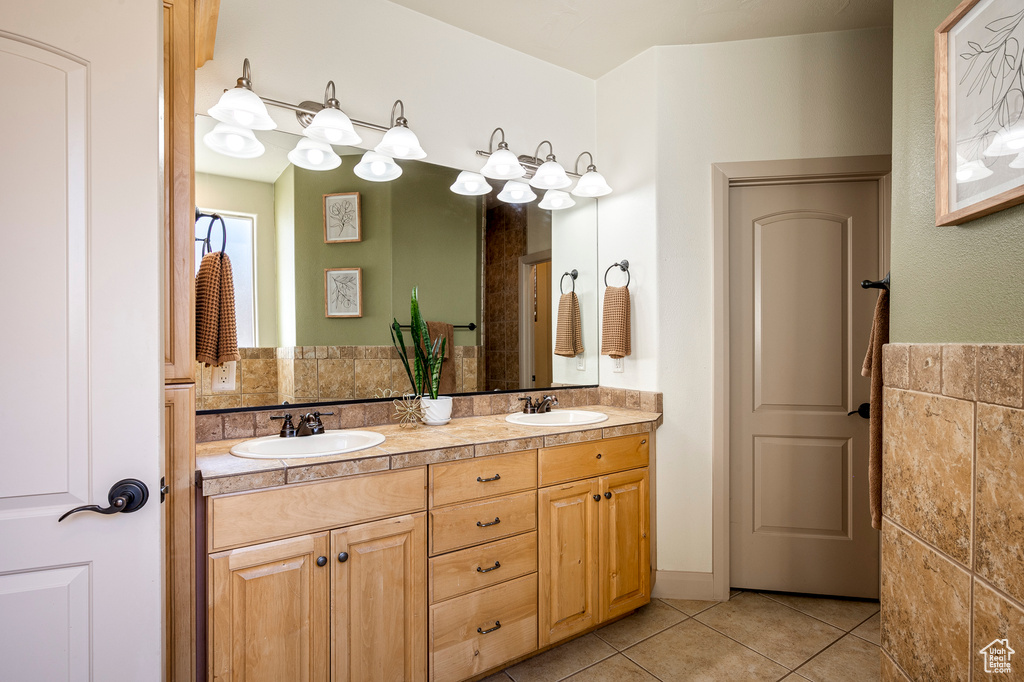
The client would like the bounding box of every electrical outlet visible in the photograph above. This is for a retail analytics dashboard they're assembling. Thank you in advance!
[576,355,585,371]
[613,357,624,373]
[212,361,236,392]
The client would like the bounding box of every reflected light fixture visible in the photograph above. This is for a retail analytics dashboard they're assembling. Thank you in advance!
[984,125,1024,156]
[288,138,342,171]
[203,122,265,158]
[450,171,492,196]
[571,151,613,198]
[375,100,426,160]
[1011,153,1024,169]
[497,180,536,204]
[208,58,277,130]
[303,81,362,146]
[955,153,993,183]
[528,141,571,189]
[480,128,527,179]
[538,189,575,210]
[354,151,402,181]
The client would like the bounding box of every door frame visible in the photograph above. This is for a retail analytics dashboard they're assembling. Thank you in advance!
[518,249,552,388]
[710,156,891,601]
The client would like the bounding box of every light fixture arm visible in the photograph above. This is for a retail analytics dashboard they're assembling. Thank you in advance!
[532,140,555,162]
[488,127,509,152]
[236,58,253,90]
[323,80,340,109]
[390,100,408,128]
[574,151,597,174]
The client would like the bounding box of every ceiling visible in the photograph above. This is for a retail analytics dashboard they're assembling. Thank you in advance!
[384,0,892,79]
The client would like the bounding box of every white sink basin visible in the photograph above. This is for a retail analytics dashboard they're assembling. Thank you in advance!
[230,430,386,459]
[505,410,608,427]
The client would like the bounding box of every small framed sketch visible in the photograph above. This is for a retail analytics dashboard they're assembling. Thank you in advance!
[936,0,1024,225]
[324,268,362,318]
[323,192,361,242]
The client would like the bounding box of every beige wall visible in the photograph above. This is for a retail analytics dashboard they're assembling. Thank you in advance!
[196,172,280,346]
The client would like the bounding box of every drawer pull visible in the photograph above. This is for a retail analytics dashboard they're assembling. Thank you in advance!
[476,561,501,573]
[641,439,647,444]
[477,621,502,635]
[476,517,501,528]
[596,453,602,459]
[477,474,502,483]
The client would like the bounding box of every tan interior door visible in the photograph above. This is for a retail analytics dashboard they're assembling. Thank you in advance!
[533,261,553,388]
[729,180,880,598]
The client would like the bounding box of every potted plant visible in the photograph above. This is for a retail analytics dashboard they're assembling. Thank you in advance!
[391,287,451,425]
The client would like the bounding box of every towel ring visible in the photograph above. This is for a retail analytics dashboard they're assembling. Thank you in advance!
[560,269,578,295]
[196,210,227,256]
[604,260,630,287]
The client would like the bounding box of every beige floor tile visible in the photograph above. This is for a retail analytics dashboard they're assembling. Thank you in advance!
[851,612,881,645]
[478,673,513,682]
[625,619,787,682]
[696,593,843,669]
[797,634,881,682]
[505,633,615,682]
[782,675,812,681]
[595,600,686,650]
[562,654,658,681]
[760,592,880,630]
[662,598,719,616]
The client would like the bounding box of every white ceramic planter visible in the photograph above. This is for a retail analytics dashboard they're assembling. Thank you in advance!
[420,396,453,426]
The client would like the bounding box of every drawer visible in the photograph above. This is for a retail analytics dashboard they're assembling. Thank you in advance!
[430,449,537,507]
[430,491,537,555]
[430,531,537,604]
[430,573,538,682]
[538,433,649,486]
[208,467,426,551]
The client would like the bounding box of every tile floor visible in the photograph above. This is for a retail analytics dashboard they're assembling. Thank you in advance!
[482,590,881,682]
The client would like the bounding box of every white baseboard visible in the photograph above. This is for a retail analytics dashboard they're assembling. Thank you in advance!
[651,570,720,601]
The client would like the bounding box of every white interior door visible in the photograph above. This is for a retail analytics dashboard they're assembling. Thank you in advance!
[0,1,163,679]
[728,180,880,599]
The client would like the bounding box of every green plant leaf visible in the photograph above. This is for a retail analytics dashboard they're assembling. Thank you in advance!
[390,320,416,393]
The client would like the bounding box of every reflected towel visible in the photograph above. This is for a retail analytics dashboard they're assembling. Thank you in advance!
[861,289,889,531]
[600,286,631,359]
[426,320,456,395]
[195,251,240,367]
[554,292,584,357]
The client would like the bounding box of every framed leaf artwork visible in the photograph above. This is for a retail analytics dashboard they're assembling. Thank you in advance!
[323,192,361,242]
[324,268,362,318]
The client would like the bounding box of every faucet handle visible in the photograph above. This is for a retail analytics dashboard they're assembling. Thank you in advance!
[270,414,297,438]
[543,395,559,405]
[518,396,537,414]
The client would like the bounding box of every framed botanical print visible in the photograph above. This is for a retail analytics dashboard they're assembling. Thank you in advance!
[323,192,361,242]
[324,268,362,318]
[936,0,1024,226]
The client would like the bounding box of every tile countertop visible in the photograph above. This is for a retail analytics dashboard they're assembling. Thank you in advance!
[196,405,662,496]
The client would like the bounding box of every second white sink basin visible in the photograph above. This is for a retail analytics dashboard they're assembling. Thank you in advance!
[230,430,386,459]
[505,410,608,427]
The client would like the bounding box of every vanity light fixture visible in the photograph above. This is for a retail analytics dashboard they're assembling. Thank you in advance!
[450,171,492,196]
[354,151,403,181]
[527,141,572,190]
[571,151,613,198]
[497,180,537,204]
[375,100,427,160]
[202,122,266,158]
[302,81,362,146]
[538,189,575,210]
[288,138,342,171]
[479,128,527,180]
[207,58,277,131]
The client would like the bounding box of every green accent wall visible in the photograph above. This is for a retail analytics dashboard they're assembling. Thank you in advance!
[892,0,1024,342]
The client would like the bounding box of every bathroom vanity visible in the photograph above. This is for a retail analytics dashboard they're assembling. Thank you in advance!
[197,405,658,681]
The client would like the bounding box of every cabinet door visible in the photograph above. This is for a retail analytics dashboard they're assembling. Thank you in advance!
[599,469,650,621]
[332,513,427,682]
[209,533,330,682]
[538,479,599,647]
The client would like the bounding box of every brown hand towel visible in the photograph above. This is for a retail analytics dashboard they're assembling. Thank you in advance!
[861,289,889,531]
[195,251,240,367]
[426,321,455,395]
[600,286,631,359]
[554,292,584,357]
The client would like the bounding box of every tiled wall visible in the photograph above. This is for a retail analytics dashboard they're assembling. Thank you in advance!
[195,385,663,443]
[484,200,527,391]
[196,345,485,410]
[880,344,1024,681]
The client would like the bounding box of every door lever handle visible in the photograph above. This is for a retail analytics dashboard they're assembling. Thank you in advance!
[848,403,870,419]
[58,479,149,522]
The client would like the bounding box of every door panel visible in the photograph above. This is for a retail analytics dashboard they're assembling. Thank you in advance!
[599,469,650,620]
[729,180,880,598]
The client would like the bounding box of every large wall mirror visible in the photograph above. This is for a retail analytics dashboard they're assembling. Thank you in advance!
[194,116,599,411]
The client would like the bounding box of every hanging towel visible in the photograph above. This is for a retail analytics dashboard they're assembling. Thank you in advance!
[554,292,584,357]
[861,289,889,531]
[600,286,631,359]
[425,321,456,395]
[195,251,240,367]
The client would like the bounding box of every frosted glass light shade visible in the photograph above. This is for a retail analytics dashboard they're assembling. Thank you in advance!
[450,171,492,196]
[984,125,1024,156]
[376,126,426,160]
[203,123,265,158]
[287,138,342,171]
[481,148,526,179]
[571,170,612,197]
[304,107,362,146]
[354,151,402,182]
[538,189,575,210]
[529,160,571,189]
[208,87,277,130]
[497,180,536,204]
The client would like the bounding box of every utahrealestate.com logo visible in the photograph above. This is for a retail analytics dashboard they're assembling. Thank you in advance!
[980,639,1015,674]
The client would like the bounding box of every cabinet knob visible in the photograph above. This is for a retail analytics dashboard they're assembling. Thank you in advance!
[316,556,327,567]
[337,552,349,563]
[604,492,612,499]
[596,453,602,459]
[593,494,601,502]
